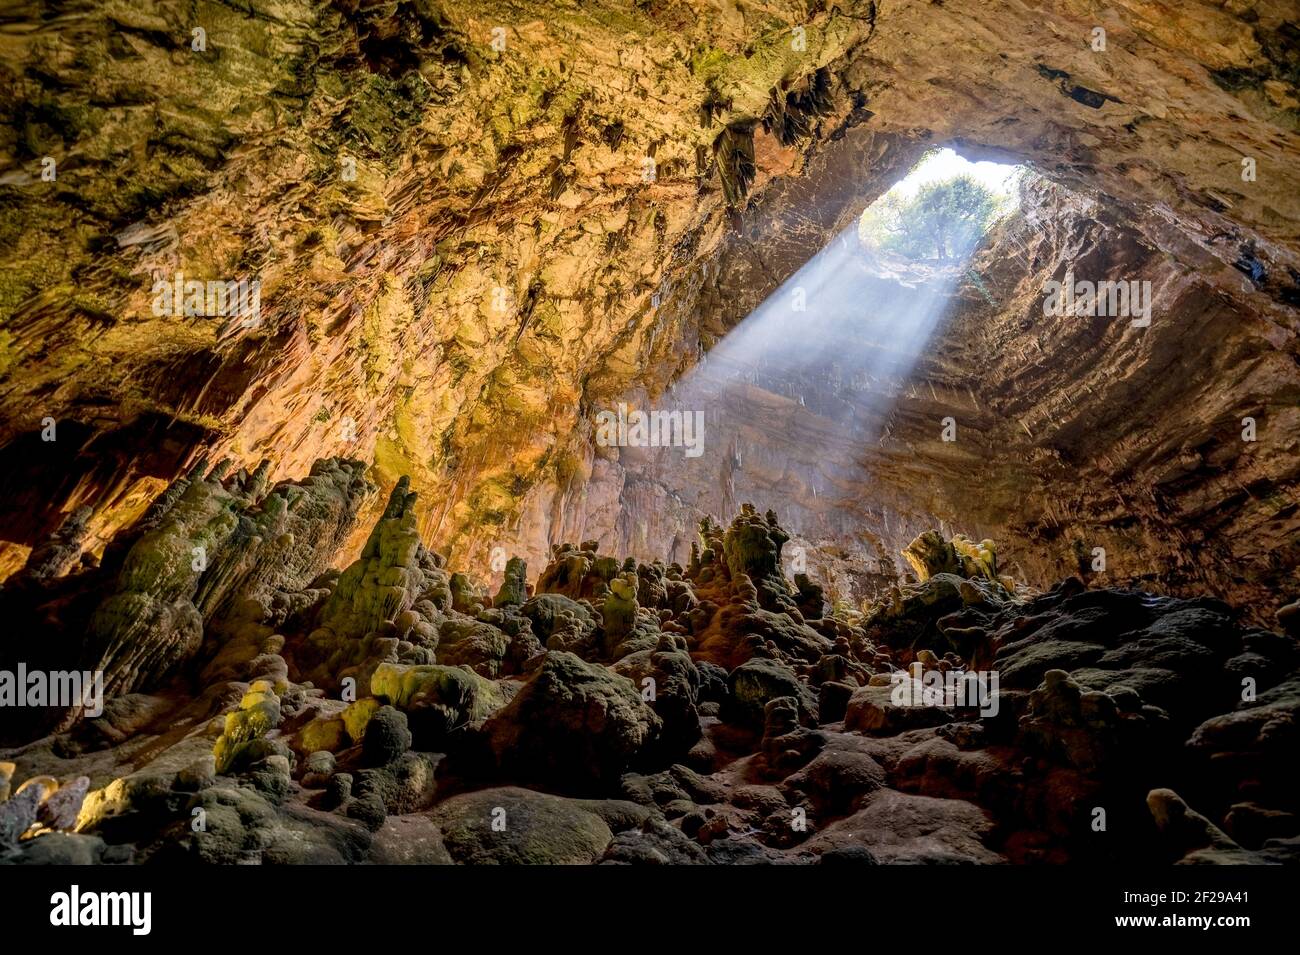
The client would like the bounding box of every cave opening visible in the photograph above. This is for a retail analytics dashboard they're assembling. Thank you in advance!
[601,148,1028,598]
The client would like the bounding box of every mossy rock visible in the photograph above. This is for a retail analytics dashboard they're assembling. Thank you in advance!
[360,706,412,767]
[298,716,347,755]
[726,657,817,727]
[342,697,382,743]
[436,619,513,677]
[601,572,640,654]
[723,518,781,582]
[493,556,528,607]
[371,661,505,735]
[449,572,484,613]
[482,651,661,789]
[520,593,596,649]
[428,787,616,864]
[213,684,282,774]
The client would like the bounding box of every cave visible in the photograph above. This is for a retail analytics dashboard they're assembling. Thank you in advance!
[0,0,1298,890]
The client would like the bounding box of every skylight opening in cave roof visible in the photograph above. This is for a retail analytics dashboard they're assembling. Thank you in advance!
[857,148,1024,266]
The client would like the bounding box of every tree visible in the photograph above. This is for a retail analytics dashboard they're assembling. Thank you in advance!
[860,173,1002,261]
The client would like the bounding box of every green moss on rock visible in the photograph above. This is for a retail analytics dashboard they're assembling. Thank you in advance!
[213,681,282,774]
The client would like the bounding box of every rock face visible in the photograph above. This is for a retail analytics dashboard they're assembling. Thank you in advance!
[0,456,373,742]
[1,474,1298,866]
[523,172,1300,626]
[0,0,1296,630]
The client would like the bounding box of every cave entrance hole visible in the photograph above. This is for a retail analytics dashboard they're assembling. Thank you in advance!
[670,147,1025,465]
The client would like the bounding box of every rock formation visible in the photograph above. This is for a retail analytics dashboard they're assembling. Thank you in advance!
[1,475,1297,865]
[0,0,1297,867]
[0,0,1295,625]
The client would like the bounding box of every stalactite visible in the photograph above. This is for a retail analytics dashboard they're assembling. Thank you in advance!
[714,123,757,208]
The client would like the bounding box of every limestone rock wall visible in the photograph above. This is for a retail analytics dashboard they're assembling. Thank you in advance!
[1,0,1297,618]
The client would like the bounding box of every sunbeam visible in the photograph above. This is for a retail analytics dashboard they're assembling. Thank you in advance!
[628,152,1023,551]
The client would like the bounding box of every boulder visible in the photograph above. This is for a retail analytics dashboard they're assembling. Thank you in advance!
[844,681,953,735]
[371,661,506,740]
[805,788,1003,864]
[360,706,412,767]
[38,775,90,830]
[725,657,817,727]
[483,651,662,789]
[428,787,626,864]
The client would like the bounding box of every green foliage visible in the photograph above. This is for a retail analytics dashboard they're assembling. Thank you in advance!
[860,173,1003,261]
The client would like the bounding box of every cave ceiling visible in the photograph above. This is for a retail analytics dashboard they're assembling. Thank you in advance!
[1,0,1297,618]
